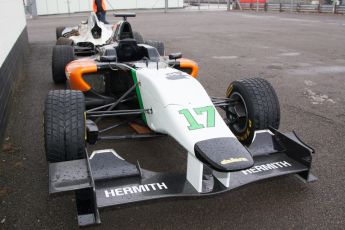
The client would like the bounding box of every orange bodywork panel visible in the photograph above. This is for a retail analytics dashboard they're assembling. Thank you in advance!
[65,58,198,92]
[66,59,97,92]
[179,58,199,78]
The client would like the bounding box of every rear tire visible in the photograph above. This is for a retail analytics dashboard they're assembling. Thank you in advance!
[44,90,86,162]
[145,40,165,56]
[52,45,74,84]
[56,37,74,46]
[56,26,65,40]
[225,78,280,145]
[133,31,144,44]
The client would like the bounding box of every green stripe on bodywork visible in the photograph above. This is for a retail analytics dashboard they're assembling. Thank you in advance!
[131,69,147,124]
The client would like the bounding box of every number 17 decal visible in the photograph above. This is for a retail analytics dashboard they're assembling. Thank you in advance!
[179,106,215,130]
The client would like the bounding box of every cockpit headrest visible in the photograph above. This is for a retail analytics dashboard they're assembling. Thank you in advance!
[116,39,140,62]
[91,23,102,39]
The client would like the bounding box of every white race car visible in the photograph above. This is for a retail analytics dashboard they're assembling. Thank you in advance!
[55,12,145,54]
[52,13,162,84]
[45,13,316,227]
[56,12,114,51]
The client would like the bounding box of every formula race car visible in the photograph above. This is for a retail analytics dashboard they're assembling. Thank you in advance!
[56,12,114,44]
[52,12,163,84]
[55,12,114,54]
[44,13,316,227]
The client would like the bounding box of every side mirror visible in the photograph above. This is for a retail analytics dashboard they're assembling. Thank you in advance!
[169,52,182,60]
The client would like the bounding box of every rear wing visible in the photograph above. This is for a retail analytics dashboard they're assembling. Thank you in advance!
[114,12,136,21]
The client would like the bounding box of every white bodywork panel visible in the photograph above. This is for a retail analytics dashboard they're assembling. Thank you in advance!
[135,65,235,191]
[187,153,204,192]
[135,65,235,155]
[63,13,113,46]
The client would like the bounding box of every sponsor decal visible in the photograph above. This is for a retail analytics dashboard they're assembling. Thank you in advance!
[226,84,233,97]
[166,72,188,80]
[221,157,248,165]
[242,161,292,175]
[104,182,168,198]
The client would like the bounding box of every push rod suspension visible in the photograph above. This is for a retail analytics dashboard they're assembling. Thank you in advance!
[86,109,150,115]
[86,83,138,113]
[98,133,165,140]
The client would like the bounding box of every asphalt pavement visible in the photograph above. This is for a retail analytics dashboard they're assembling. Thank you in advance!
[0,11,344,230]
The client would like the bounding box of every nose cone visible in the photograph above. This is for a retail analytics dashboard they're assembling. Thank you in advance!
[194,137,254,172]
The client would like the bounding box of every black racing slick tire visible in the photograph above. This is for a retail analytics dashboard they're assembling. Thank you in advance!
[133,31,144,44]
[56,37,74,46]
[56,26,65,40]
[145,40,165,56]
[225,78,280,145]
[44,90,86,163]
[52,45,74,84]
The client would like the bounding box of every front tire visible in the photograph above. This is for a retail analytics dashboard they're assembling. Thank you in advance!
[56,37,74,46]
[226,78,280,145]
[52,45,74,84]
[56,26,65,40]
[44,90,86,162]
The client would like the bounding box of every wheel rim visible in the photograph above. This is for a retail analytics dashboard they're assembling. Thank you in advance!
[227,92,248,133]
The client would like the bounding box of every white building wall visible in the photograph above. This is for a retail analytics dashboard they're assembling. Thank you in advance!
[36,0,184,15]
[0,0,27,144]
[0,0,26,66]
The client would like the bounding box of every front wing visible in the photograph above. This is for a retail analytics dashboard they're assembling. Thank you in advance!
[48,128,316,226]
